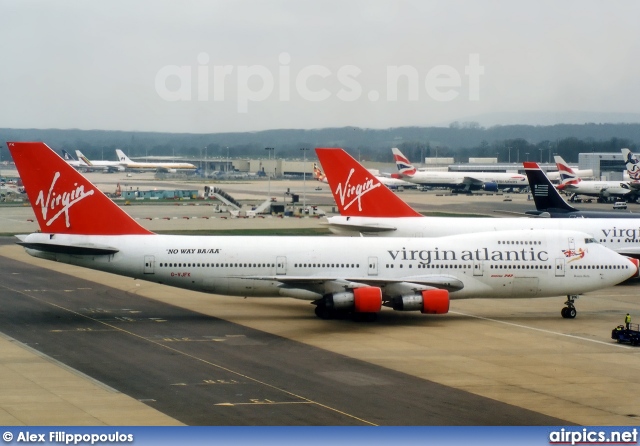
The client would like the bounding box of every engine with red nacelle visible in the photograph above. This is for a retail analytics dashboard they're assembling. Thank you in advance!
[390,289,450,314]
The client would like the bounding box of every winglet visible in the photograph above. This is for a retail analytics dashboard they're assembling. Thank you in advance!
[7,142,153,235]
[315,148,422,217]
[524,161,577,213]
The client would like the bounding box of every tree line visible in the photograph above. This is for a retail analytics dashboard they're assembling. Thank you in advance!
[0,123,638,164]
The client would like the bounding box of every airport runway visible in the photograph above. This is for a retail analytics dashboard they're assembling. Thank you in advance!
[0,237,564,426]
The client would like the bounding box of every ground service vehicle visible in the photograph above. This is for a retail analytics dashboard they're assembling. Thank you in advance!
[612,323,640,345]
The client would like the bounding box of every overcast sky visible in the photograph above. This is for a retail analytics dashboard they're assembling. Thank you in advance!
[1,0,639,133]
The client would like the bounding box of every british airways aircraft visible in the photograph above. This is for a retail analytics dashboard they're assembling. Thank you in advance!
[8,142,637,321]
[391,147,528,192]
[555,155,631,202]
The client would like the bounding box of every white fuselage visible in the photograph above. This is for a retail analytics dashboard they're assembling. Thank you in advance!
[560,180,631,198]
[401,171,528,189]
[19,231,635,301]
[327,215,640,257]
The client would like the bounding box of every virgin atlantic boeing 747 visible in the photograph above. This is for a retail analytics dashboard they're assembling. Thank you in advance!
[8,142,637,320]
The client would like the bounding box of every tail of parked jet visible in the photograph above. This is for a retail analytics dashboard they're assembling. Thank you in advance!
[61,150,76,161]
[523,162,578,215]
[75,150,94,167]
[391,148,417,177]
[313,163,327,183]
[622,148,640,181]
[554,155,581,189]
[315,148,422,218]
[7,142,152,236]
[116,149,133,164]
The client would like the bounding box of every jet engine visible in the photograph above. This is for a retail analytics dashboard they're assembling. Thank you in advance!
[482,181,499,192]
[628,257,640,278]
[391,289,449,314]
[326,286,382,313]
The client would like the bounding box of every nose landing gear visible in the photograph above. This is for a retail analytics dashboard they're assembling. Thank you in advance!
[561,295,578,319]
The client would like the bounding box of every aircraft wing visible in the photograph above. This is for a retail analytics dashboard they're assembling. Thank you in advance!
[615,247,640,259]
[493,210,549,218]
[241,275,465,293]
[461,176,485,187]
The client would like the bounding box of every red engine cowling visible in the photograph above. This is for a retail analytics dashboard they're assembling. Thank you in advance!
[627,257,640,278]
[420,289,450,314]
[353,287,382,313]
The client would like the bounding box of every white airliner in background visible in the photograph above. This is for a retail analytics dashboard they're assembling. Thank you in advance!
[8,142,637,321]
[316,147,640,318]
[314,162,412,190]
[116,149,197,173]
[76,150,125,172]
[61,150,85,169]
[555,155,631,202]
[392,147,528,192]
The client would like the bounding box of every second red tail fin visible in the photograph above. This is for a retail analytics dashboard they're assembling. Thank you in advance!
[7,142,153,235]
[315,148,422,218]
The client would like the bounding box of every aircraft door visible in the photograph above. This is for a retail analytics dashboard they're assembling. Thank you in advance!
[368,256,378,276]
[555,258,565,277]
[144,255,155,274]
[473,261,483,276]
[276,256,287,275]
[568,237,575,251]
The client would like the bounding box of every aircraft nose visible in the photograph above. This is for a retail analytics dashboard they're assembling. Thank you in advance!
[627,257,640,278]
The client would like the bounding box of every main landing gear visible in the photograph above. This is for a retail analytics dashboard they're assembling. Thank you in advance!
[561,295,578,319]
[313,302,377,322]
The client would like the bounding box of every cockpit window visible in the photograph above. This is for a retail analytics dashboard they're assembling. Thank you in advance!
[585,237,597,244]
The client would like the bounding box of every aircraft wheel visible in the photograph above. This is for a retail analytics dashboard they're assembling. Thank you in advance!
[353,312,378,322]
[561,307,569,318]
[567,308,577,319]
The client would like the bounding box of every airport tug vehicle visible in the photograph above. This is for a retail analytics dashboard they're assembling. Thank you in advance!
[612,323,640,346]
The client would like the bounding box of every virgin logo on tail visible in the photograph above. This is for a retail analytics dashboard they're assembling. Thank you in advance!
[315,147,422,218]
[7,141,153,236]
[36,172,94,228]
[335,168,381,212]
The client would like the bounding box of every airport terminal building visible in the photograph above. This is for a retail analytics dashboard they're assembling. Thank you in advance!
[578,152,626,180]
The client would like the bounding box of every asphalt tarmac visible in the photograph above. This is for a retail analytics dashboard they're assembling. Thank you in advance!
[0,237,565,426]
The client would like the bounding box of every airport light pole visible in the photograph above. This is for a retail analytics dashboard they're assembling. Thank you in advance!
[265,147,274,199]
[300,147,309,213]
[204,145,208,178]
[508,146,511,164]
[525,152,529,162]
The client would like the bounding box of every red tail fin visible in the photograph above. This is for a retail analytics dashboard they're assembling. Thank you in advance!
[7,142,153,235]
[315,148,422,217]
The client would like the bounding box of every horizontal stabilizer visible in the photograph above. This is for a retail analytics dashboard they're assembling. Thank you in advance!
[17,242,119,255]
[323,220,398,233]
